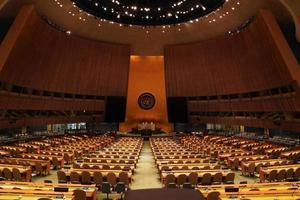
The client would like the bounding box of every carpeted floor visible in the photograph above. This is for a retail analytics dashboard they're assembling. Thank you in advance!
[130,141,163,189]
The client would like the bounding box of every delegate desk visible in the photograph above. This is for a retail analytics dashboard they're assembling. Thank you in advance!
[0,181,97,200]
[198,182,300,200]
[21,154,64,168]
[161,169,231,183]
[74,163,135,172]
[47,148,84,157]
[83,157,137,163]
[0,151,10,157]
[1,158,51,174]
[156,159,207,165]
[260,164,300,182]
[241,159,289,175]
[39,151,74,161]
[218,151,253,161]
[155,155,202,160]
[158,163,218,171]
[63,168,133,183]
[0,193,73,200]
[94,153,139,159]
[0,164,32,181]
[281,150,300,158]
[265,147,287,155]
[227,155,268,167]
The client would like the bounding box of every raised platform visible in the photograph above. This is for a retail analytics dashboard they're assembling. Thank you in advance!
[117,132,169,139]
[124,189,205,200]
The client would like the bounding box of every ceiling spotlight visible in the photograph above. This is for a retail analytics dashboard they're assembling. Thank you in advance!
[71,0,225,26]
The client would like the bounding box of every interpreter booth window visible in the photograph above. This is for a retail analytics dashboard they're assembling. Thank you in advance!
[67,123,86,130]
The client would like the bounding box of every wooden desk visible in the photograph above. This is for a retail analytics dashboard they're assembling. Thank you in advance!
[281,150,300,158]
[0,192,73,200]
[1,146,26,152]
[22,154,64,168]
[161,169,231,183]
[218,151,252,161]
[0,164,32,181]
[158,163,217,171]
[0,181,97,200]
[156,159,206,165]
[241,159,289,175]
[39,151,74,161]
[227,155,268,167]
[155,155,201,160]
[81,158,136,165]
[0,151,10,157]
[198,182,300,200]
[260,164,300,182]
[2,158,51,174]
[63,168,133,183]
[76,162,135,170]
[265,147,287,154]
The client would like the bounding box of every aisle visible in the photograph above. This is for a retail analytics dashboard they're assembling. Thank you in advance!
[130,141,163,189]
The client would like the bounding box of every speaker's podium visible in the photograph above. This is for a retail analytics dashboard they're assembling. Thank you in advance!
[119,121,173,137]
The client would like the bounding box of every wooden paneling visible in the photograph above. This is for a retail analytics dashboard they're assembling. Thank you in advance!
[119,56,173,132]
[165,10,298,97]
[0,116,102,129]
[0,5,130,96]
[188,95,300,112]
[0,93,104,111]
[190,116,300,133]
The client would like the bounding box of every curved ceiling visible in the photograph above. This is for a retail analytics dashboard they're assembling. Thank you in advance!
[72,0,225,26]
[0,0,295,55]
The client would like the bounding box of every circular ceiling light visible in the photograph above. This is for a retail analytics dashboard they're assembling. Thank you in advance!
[71,0,225,26]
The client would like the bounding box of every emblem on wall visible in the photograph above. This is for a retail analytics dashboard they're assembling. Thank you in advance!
[138,92,156,110]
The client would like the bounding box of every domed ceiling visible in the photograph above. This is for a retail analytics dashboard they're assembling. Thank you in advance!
[72,0,225,26]
[0,0,297,55]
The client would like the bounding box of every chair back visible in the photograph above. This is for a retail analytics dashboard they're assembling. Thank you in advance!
[102,165,110,170]
[286,168,294,179]
[119,172,129,185]
[93,172,103,185]
[165,174,176,187]
[268,170,277,182]
[35,162,43,174]
[233,158,239,170]
[12,168,22,181]
[52,157,59,169]
[73,164,80,169]
[57,171,67,183]
[207,191,220,200]
[294,168,300,179]
[73,189,86,200]
[176,174,187,186]
[277,169,286,181]
[114,165,121,170]
[115,182,126,193]
[101,182,111,193]
[201,173,212,185]
[225,172,235,184]
[255,163,263,173]
[3,168,12,180]
[107,172,117,186]
[188,172,198,186]
[248,163,256,175]
[70,171,80,183]
[81,171,91,184]
[212,172,222,184]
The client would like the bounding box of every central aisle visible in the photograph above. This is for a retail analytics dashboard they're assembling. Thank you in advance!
[130,140,163,189]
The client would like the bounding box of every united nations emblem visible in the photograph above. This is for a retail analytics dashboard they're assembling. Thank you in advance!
[138,92,155,110]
